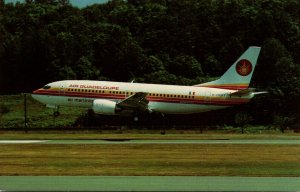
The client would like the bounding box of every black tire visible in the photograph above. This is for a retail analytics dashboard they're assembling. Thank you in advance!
[54,111,60,117]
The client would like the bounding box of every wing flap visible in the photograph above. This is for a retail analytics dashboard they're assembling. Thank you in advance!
[117,92,149,111]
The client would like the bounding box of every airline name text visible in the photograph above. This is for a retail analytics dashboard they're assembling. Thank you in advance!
[69,84,119,90]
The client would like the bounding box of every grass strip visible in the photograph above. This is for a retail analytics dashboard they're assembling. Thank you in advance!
[0,144,299,176]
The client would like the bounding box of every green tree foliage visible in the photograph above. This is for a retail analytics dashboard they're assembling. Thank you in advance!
[235,112,252,134]
[74,56,100,80]
[0,0,299,126]
[168,55,203,78]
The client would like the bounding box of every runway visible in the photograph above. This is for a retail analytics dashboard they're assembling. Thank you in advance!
[0,139,300,144]
[1,176,300,191]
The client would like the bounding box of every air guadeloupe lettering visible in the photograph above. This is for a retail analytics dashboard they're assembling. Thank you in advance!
[69,84,119,90]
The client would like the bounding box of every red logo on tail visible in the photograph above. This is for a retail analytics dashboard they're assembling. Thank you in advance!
[236,59,252,76]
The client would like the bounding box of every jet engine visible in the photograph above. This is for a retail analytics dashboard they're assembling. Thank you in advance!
[92,99,118,115]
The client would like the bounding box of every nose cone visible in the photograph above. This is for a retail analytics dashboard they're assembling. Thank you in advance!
[32,89,39,95]
[31,91,38,100]
[31,89,44,103]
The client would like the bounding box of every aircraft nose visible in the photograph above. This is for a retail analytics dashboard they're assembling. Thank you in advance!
[31,89,42,101]
[31,92,37,100]
[32,89,39,94]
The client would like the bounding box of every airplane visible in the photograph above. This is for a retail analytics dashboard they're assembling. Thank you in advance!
[32,46,266,119]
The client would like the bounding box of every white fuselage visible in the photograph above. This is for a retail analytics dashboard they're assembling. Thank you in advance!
[32,80,252,115]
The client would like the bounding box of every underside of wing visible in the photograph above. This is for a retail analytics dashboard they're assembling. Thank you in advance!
[116,92,149,112]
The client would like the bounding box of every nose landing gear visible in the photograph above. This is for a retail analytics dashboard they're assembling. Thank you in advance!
[53,111,60,117]
[53,106,60,117]
[52,106,60,127]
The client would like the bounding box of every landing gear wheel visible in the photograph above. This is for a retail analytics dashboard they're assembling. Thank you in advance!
[54,111,60,117]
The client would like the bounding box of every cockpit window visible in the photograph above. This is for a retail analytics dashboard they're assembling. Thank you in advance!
[43,85,51,89]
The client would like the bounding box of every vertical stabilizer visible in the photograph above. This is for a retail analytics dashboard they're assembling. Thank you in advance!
[196,46,261,90]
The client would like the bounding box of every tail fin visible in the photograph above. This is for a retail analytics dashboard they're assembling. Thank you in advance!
[195,46,261,90]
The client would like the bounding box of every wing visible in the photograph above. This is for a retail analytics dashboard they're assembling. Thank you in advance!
[116,92,149,112]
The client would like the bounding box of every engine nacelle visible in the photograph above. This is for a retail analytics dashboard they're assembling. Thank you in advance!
[92,99,117,115]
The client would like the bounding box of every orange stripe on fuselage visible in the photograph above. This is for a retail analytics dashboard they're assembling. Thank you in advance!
[195,84,248,90]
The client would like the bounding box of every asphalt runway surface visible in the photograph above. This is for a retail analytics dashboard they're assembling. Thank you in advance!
[1,139,300,144]
[0,139,299,191]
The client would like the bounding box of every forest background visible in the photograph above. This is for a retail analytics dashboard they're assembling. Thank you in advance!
[0,0,299,129]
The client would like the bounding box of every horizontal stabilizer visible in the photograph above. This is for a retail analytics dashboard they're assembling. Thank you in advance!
[230,89,268,97]
[252,91,268,96]
[230,88,256,96]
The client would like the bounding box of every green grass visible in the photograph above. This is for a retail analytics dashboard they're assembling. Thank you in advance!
[0,144,299,176]
[0,94,85,128]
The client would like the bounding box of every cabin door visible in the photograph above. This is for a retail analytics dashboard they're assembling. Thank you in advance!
[59,83,65,96]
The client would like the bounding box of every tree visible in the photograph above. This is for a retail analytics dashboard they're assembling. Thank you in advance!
[274,114,294,133]
[235,111,252,134]
[168,55,203,78]
[74,56,100,80]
